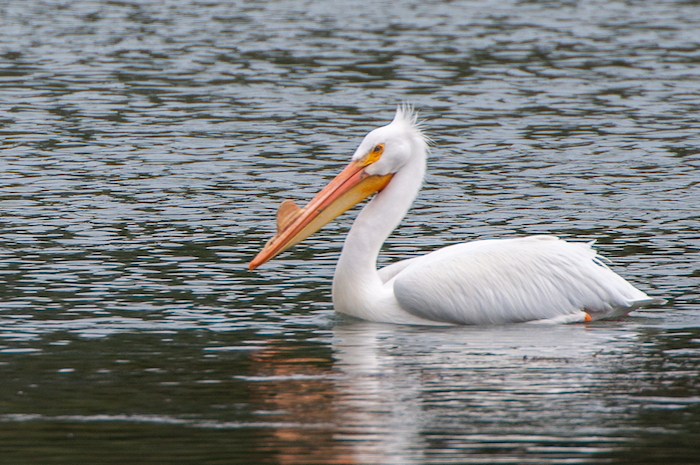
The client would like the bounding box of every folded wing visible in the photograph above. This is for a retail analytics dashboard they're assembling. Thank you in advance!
[392,235,656,325]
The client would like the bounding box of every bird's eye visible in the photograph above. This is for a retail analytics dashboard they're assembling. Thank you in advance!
[361,143,384,166]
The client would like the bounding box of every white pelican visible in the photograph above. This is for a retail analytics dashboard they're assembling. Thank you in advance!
[249,106,662,325]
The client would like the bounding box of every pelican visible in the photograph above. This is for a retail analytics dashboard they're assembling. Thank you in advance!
[249,106,662,325]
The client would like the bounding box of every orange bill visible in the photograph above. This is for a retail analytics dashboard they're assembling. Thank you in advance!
[249,160,393,270]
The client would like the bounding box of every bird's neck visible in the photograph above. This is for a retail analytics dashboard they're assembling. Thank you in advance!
[332,155,425,316]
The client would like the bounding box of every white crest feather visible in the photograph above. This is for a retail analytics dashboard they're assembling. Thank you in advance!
[393,104,431,149]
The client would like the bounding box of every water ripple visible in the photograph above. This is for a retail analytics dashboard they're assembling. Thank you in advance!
[1,0,699,463]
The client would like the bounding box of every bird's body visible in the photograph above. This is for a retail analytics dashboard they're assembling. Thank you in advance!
[249,106,662,325]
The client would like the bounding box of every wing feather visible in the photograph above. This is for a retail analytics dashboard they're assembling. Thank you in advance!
[377,257,420,283]
[392,235,654,325]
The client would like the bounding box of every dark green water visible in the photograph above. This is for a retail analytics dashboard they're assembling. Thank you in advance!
[1,0,699,463]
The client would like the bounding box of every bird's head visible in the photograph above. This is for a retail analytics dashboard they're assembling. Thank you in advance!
[352,105,428,177]
[249,105,427,271]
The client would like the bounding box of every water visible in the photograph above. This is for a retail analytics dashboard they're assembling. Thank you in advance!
[1,0,699,463]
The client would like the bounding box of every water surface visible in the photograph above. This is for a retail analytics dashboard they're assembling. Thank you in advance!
[1,0,699,463]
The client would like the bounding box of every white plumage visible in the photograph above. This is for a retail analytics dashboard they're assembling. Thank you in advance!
[250,106,662,325]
